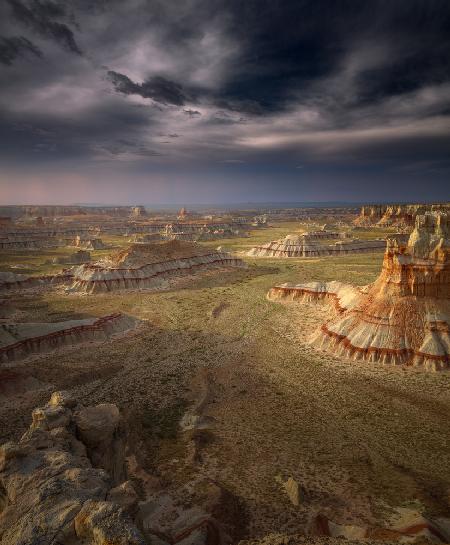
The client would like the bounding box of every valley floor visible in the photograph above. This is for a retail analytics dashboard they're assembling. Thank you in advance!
[1,223,449,541]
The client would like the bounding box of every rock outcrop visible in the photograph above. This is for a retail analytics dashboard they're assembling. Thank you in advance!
[268,213,450,370]
[61,240,246,294]
[0,313,138,362]
[0,392,146,545]
[248,234,385,258]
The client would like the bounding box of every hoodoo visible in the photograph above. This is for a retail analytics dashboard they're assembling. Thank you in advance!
[268,213,450,371]
[61,240,246,294]
[248,233,385,257]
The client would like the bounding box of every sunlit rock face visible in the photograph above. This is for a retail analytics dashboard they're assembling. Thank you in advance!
[61,240,246,294]
[268,213,450,371]
[247,233,385,257]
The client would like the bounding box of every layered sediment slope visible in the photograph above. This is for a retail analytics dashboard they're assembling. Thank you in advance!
[268,213,450,370]
[248,234,385,258]
[0,313,138,362]
[63,240,246,294]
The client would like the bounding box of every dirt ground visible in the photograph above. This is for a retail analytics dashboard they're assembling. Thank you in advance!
[1,222,449,541]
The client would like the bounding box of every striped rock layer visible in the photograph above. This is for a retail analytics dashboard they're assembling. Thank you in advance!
[268,213,450,371]
[62,240,246,294]
[0,313,138,362]
[248,234,385,258]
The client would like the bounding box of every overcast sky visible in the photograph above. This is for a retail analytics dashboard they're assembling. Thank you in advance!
[0,0,449,204]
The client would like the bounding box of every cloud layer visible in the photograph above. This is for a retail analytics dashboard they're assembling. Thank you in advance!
[0,0,449,203]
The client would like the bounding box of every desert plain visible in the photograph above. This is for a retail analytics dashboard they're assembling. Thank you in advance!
[1,207,449,544]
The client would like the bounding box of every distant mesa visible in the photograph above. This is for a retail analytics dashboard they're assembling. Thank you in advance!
[354,202,450,228]
[130,205,147,218]
[59,240,246,294]
[247,232,385,257]
[164,223,245,242]
[268,212,450,371]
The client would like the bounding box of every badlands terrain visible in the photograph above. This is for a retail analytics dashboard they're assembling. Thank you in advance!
[0,204,449,544]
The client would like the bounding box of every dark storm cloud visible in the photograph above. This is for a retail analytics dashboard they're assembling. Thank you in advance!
[107,70,188,106]
[1,0,450,202]
[183,109,201,117]
[0,35,42,65]
[7,0,82,55]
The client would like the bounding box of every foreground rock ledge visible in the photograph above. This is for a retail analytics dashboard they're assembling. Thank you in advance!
[0,391,146,545]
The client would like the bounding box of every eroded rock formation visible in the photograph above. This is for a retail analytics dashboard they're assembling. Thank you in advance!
[0,313,138,362]
[0,392,146,545]
[61,240,246,294]
[248,234,385,258]
[268,213,450,370]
